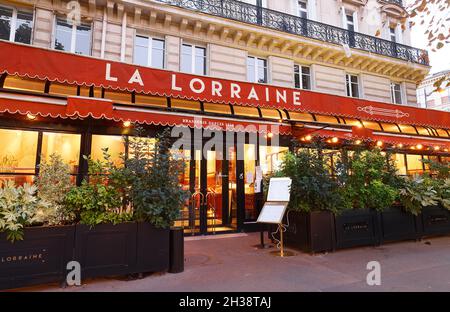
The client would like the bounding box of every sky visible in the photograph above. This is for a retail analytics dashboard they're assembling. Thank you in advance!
[406,0,450,74]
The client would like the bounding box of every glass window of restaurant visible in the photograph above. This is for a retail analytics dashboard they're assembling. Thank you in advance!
[41,132,81,181]
[0,129,38,185]
[0,129,82,185]
[406,154,424,175]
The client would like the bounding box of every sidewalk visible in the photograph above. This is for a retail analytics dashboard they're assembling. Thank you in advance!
[19,232,450,292]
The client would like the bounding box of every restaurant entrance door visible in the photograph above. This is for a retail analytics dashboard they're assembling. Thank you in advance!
[177,135,238,235]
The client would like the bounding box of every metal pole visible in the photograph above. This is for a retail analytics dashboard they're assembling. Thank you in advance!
[280,224,284,257]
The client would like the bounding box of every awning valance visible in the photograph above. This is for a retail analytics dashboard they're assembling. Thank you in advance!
[293,127,450,150]
[1,41,450,130]
[0,96,292,135]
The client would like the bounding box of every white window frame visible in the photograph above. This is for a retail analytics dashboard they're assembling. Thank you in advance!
[134,35,166,69]
[53,17,92,55]
[346,73,360,98]
[181,43,207,75]
[390,82,403,104]
[294,64,311,90]
[341,7,358,32]
[0,5,33,43]
[389,26,396,42]
[247,56,268,84]
[247,0,267,7]
[297,0,308,18]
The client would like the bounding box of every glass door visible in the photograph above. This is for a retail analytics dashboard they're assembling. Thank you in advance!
[176,137,237,235]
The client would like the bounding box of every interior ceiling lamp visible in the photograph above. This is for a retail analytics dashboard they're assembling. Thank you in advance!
[26,113,36,120]
[376,141,383,147]
[123,120,132,127]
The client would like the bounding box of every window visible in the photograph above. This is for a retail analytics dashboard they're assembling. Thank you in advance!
[181,43,206,75]
[0,6,33,44]
[41,132,81,174]
[91,135,125,166]
[298,0,308,18]
[346,14,355,32]
[390,27,396,42]
[247,56,268,83]
[259,146,289,175]
[54,18,91,55]
[391,83,402,104]
[406,154,424,176]
[134,35,165,69]
[392,153,407,176]
[246,0,267,7]
[346,74,359,98]
[294,65,311,90]
[0,129,38,185]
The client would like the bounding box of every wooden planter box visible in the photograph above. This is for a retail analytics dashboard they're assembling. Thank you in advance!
[420,205,450,237]
[379,205,420,243]
[74,223,137,279]
[0,225,75,290]
[74,222,170,279]
[285,211,335,254]
[334,209,380,249]
[134,222,170,274]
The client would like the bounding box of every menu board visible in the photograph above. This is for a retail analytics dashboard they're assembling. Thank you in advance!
[257,203,287,224]
[267,177,292,202]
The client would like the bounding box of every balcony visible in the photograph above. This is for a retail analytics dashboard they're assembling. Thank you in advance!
[156,0,428,66]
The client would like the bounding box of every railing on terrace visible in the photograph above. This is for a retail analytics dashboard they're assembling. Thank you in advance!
[156,0,429,66]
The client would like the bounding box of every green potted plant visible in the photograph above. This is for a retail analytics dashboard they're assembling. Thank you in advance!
[335,148,397,249]
[0,155,76,290]
[124,128,189,273]
[65,149,135,279]
[413,160,450,236]
[274,143,350,253]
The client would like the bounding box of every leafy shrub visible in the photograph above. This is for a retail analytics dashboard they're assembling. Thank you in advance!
[399,177,439,215]
[64,149,133,226]
[343,149,398,211]
[34,154,75,225]
[0,180,48,242]
[278,147,351,214]
[125,128,189,228]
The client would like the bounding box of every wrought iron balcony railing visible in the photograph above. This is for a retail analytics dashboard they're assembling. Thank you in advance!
[156,0,429,66]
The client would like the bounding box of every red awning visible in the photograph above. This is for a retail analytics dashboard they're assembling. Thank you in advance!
[0,96,292,135]
[294,127,450,150]
[1,41,450,130]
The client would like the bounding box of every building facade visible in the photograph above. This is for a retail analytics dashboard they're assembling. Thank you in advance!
[417,70,450,112]
[0,0,449,235]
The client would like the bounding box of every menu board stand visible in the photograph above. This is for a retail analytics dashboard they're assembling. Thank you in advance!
[256,178,295,257]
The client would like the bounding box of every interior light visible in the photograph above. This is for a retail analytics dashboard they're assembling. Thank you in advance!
[434,146,440,151]
[267,132,274,138]
[331,137,339,143]
[305,135,312,141]
[376,141,383,147]
[123,120,131,128]
[397,143,403,148]
[26,113,36,120]
[416,144,423,150]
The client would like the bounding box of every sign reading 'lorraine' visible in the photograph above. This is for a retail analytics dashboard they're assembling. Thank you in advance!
[105,63,302,107]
